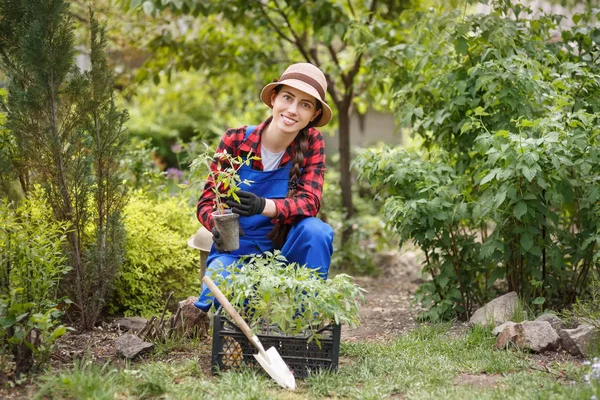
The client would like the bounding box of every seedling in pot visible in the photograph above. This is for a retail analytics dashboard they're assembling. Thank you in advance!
[190,145,259,250]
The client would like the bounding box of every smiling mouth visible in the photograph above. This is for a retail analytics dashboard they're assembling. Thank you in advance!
[281,115,297,124]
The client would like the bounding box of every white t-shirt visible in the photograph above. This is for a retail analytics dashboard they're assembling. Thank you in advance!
[261,145,286,171]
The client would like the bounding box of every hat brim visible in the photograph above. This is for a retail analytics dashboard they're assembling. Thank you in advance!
[260,80,333,127]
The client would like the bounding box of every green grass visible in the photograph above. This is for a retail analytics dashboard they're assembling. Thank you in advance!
[30,324,596,399]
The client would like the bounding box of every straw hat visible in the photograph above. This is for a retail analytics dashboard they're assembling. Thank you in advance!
[260,63,333,127]
[187,226,213,252]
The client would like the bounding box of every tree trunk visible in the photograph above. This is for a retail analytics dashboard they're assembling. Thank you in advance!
[337,97,354,241]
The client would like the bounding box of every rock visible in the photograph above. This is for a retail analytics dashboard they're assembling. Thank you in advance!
[534,313,565,331]
[495,321,560,352]
[115,316,148,332]
[493,321,517,336]
[495,323,521,349]
[114,334,154,359]
[173,296,210,338]
[515,321,561,352]
[470,292,518,327]
[558,324,600,357]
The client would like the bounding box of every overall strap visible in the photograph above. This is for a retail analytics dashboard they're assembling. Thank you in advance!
[245,125,256,140]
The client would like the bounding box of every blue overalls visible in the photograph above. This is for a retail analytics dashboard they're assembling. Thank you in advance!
[194,127,334,312]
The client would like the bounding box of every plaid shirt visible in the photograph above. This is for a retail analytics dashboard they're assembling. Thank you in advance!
[196,117,326,230]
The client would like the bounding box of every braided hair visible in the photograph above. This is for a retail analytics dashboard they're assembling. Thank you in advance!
[267,86,323,249]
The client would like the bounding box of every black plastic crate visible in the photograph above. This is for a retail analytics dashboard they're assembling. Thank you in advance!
[211,309,341,378]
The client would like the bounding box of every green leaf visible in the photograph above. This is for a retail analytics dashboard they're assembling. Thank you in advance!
[494,190,507,207]
[0,316,16,329]
[142,1,154,15]
[514,201,527,220]
[481,168,498,185]
[437,274,450,288]
[487,268,505,288]
[454,37,469,55]
[522,165,536,182]
[532,297,545,305]
[520,233,533,251]
[474,106,490,116]
[50,325,67,341]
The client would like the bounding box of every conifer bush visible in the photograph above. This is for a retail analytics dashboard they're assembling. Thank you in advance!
[0,1,128,329]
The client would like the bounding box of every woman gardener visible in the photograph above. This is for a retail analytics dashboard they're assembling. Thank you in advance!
[194,63,335,312]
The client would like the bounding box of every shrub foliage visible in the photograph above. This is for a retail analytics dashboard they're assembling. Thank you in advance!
[0,195,71,376]
[358,1,600,320]
[109,191,198,317]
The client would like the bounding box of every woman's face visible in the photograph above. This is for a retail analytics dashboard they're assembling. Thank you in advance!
[270,85,322,135]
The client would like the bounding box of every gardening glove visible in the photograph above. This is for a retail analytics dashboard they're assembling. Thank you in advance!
[211,227,225,252]
[211,226,244,253]
[226,190,266,217]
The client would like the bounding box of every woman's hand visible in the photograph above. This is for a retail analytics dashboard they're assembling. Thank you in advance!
[212,226,244,252]
[226,190,266,216]
[211,227,225,252]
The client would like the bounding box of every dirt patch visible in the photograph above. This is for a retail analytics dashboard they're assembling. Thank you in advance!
[342,249,425,342]
[454,373,502,388]
[341,275,421,342]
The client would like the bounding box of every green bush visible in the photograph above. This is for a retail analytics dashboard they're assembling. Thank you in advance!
[359,1,600,320]
[109,190,199,317]
[0,194,71,376]
[321,158,397,276]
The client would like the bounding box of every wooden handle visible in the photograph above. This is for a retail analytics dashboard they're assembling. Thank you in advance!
[202,275,254,341]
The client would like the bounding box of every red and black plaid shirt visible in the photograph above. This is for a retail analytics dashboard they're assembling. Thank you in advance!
[196,117,326,230]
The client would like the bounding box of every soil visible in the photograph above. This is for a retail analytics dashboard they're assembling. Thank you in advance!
[0,248,585,397]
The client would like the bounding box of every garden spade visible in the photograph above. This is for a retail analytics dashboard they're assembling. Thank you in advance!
[202,276,296,390]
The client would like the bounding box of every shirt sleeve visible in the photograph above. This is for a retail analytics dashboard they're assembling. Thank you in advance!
[196,129,238,230]
[271,128,326,224]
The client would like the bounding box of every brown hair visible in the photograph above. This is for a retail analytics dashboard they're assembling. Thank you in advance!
[267,86,323,248]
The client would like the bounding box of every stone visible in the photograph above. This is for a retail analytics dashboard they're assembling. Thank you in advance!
[114,316,148,332]
[558,324,600,357]
[534,313,565,332]
[515,321,561,352]
[493,321,517,336]
[114,334,154,359]
[173,296,210,338]
[470,292,518,327]
[495,321,561,352]
[495,323,521,349]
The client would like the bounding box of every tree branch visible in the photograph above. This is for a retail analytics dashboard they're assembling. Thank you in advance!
[271,0,313,63]
[251,0,295,46]
[347,0,356,18]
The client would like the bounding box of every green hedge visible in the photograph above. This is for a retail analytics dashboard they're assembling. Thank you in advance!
[109,191,200,317]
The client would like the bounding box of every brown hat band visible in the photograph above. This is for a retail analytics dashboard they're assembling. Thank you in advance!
[278,72,326,99]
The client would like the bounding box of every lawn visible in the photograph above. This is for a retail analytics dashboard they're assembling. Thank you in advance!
[23,324,596,400]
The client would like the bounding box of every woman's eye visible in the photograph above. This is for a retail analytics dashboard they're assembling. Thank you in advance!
[301,102,312,109]
[283,94,291,100]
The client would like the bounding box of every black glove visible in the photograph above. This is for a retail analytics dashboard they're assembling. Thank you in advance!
[211,227,225,252]
[226,190,266,217]
[211,226,245,253]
